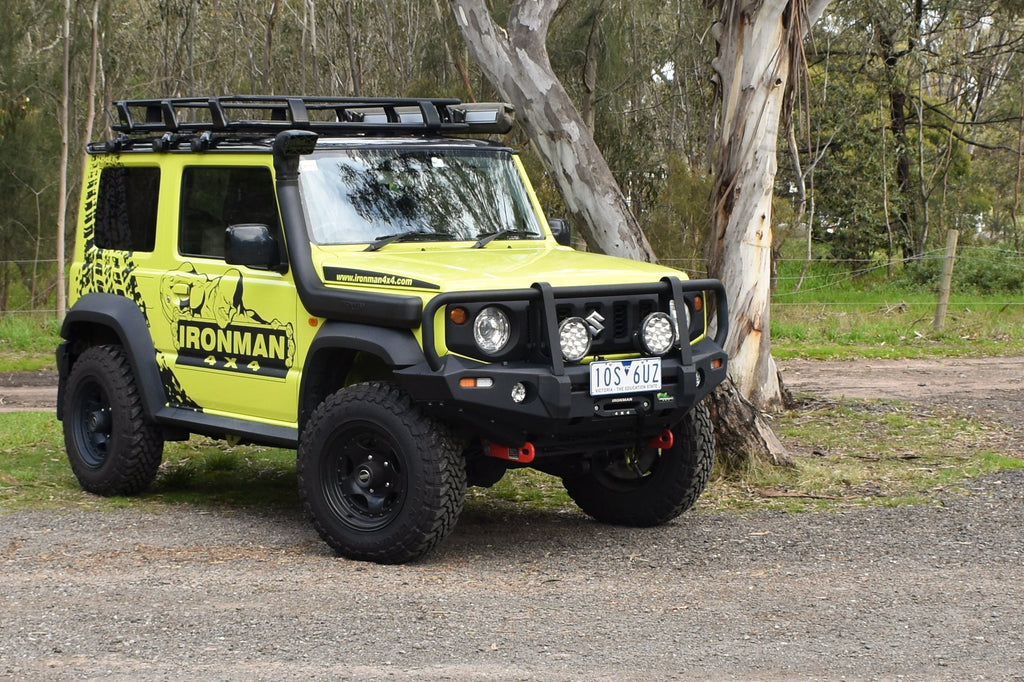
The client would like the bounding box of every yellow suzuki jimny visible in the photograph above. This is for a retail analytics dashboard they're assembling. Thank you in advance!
[58,96,728,563]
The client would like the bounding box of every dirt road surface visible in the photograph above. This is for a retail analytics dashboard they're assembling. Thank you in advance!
[2,359,1022,680]
[0,369,57,413]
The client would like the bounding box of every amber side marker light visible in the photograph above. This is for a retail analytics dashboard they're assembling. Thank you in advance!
[459,377,494,389]
[693,295,703,312]
[450,307,468,325]
[711,358,723,369]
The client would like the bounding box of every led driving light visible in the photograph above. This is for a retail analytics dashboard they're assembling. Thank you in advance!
[669,300,690,343]
[558,316,591,362]
[640,312,676,355]
[473,306,511,355]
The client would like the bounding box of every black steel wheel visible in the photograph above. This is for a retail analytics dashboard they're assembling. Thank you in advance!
[298,381,466,564]
[62,345,164,496]
[562,401,715,527]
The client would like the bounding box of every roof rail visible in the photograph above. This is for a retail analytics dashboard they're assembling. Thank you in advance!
[110,96,515,137]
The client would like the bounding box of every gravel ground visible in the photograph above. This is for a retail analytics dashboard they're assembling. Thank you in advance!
[1,360,1022,680]
[3,474,1023,681]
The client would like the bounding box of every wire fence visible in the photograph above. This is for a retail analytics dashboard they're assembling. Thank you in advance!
[663,245,1024,307]
[2,245,1022,316]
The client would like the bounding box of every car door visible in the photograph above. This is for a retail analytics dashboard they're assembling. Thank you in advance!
[154,161,300,426]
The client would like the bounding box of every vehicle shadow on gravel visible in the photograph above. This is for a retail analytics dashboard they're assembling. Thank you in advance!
[431,501,664,564]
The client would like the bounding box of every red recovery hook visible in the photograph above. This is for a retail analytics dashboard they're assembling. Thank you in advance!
[648,429,674,450]
[484,440,536,464]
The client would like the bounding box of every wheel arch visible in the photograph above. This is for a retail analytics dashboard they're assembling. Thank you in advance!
[298,321,426,428]
[57,293,166,421]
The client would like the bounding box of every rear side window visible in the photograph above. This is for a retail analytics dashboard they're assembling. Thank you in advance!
[95,167,160,251]
[179,166,279,259]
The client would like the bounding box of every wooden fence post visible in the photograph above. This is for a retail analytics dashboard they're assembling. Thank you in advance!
[933,229,959,332]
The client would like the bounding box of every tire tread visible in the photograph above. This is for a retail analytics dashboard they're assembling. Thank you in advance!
[298,381,465,563]
[63,344,164,496]
[563,401,715,527]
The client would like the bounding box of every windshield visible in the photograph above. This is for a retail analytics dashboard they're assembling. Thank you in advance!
[298,147,544,246]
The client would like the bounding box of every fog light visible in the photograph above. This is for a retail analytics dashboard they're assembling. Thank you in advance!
[558,316,591,362]
[511,382,527,403]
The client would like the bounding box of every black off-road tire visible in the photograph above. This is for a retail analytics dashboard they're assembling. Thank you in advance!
[562,401,715,527]
[62,344,164,496]
[297,381,466,564]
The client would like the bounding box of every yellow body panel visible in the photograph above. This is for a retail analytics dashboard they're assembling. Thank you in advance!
[71,147,703,431]
[74,153,308,424]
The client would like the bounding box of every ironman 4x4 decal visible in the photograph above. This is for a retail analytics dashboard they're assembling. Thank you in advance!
[323,266,440,290]
[160,264,295,378]
[75,160,148,314]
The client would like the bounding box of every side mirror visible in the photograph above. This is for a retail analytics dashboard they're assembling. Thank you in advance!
[225,224,287,272]
[548,217,571,247]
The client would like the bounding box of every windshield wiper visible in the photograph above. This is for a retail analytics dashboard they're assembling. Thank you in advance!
[472,229,541,249]
[364,232,455,252]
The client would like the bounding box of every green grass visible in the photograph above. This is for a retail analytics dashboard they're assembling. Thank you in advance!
[770,257,1024,359]
[703,397,1024,513]
[467,468,572,513]
[0,413,299,511]
[3,402,1020,516]
[0,314,60,371]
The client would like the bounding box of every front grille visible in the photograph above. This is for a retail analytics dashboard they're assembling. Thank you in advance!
[551,292,663,357]
[613,301,629,338]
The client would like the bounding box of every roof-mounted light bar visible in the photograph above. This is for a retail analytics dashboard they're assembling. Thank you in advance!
[108,96,515,138]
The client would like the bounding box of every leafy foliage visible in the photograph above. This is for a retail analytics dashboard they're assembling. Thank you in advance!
[902,246,1024,294]
[1,0,1023,315]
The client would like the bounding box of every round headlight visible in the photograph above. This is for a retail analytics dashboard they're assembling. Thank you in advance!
[473,306,511,355]
[640,312,676,355]
[558,316,591,363]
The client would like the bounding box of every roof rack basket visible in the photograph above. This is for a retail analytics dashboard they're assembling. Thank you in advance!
[110,96,515,137]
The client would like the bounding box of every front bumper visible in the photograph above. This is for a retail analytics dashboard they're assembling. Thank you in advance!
[398,277,729,454]
[396,336,727,454]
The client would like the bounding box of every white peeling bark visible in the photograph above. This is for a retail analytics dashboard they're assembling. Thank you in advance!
[449,0,656,262]
[708,0,799,411]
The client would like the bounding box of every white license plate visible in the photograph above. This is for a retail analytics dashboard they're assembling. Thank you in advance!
[589,357,662,396]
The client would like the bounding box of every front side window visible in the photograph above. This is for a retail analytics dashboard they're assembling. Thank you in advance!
[179,166,280,258]
[298,148,543,245]
[95,166,160,251]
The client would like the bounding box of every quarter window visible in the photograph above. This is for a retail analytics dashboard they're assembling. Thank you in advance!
[95,167,160,251]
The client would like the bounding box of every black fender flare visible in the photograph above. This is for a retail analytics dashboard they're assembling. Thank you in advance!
[298,320,426,423]
[58,293,167,421]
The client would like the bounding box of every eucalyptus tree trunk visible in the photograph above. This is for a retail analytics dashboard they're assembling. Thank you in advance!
[449,0,656,262]
[707,0,828,411]
[704,0,830,464]
[707,1,792,412]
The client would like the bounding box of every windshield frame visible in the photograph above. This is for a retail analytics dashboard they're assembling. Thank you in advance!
[297,143,546,248]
